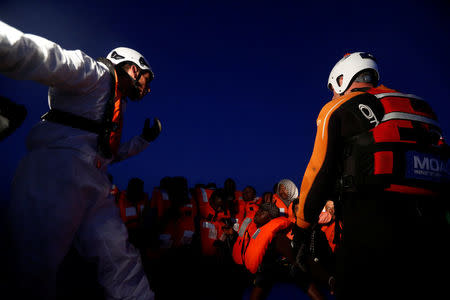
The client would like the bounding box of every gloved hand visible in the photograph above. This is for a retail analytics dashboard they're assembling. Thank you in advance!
[141,117,161,142]
[291,224,310,251]
[0,96,27,142]
[291,225,311,272]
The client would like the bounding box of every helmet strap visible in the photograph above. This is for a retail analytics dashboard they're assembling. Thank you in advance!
[115,65,141,100]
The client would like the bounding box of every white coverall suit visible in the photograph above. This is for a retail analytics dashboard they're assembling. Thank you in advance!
[0,21,154,299]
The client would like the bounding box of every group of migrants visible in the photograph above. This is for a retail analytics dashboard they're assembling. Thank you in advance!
[107,176,336,300]
[1,19,449,300]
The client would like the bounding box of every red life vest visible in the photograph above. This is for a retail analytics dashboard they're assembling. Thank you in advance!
[343,85,449,195]
[117,190,148,229]
[241,217,292,274]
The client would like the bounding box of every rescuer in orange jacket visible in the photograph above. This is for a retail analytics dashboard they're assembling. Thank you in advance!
[293,52,449,299]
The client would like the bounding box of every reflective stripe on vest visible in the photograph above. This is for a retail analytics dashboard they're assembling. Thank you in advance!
[201,188,208,202]
[375,92,424,101]
[238,218,252,237]
[381,112,440,127]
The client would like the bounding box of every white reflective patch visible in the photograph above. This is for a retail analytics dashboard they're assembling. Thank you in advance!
[125,207,137,217]
[159,234,173,248]
[201,188,208,202]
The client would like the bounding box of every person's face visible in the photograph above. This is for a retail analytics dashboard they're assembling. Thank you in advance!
[128,65,152,99]
[325,200,335,218]
[263,193,273,204]
[278,184,289,201]
[254,209,270,227]
[212,197,225,213]
[224,179,235,191]
[242,187,255,202]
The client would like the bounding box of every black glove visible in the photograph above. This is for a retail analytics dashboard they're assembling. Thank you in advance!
[292,225,311,272]
[0,96,27,142]
[291,225,310,251]
[141,117,161,142]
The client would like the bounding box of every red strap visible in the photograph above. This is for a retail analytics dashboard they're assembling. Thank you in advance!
[374,151,393,174]
[385,184,436,196]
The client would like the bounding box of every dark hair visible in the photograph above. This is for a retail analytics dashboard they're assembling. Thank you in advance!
[244,185,256,195]
[259,202,280,219]
[353,69,377,85]
[127,177,144,203]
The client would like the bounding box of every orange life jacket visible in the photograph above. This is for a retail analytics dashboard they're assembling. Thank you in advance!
[243,197,262,220]
[273,194,294,221]
[174,204,196,247]
[117,191,148,229]
[241,217,292,274]
[234,191,246,226]
[149,188,171,219]
[98,57,123,158]
[343,86,449,195]
[193,187,215,219]
[320,221,343,253]
[232,217,257,265]
[197,194,231,256]
[158,203,196,249]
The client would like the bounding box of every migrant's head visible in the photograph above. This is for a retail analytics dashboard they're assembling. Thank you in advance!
[254,202,280,228]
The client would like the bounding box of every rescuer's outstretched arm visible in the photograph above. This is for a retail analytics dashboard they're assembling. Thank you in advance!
[0,20,104,92]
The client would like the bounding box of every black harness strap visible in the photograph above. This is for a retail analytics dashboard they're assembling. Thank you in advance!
[40,58,118,158]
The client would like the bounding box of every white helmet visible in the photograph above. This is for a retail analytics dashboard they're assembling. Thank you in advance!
[107,47,154,79]
[328,52,379,94]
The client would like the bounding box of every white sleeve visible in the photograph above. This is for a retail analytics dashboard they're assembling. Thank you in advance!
[0,20,105,93]
[113,135,150,163]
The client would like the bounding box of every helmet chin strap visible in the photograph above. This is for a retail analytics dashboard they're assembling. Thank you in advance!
[129,72,142,100]
[124,68,142,100]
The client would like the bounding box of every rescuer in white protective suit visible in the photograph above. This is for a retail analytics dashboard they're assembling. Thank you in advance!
[0,20,161,299]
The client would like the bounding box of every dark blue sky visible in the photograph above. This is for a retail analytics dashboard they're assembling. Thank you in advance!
[1,0,449,202]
